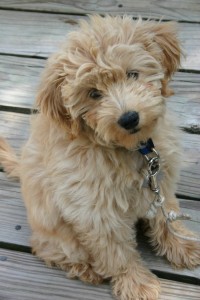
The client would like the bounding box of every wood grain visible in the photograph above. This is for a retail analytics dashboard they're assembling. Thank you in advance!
[0,248,113,300]
[0,55,200,130]
[0,248,200,300]
[0,173,31,246]
[0,55,44,109]
[0,111,30,152]
[0,0,200,22]
[0,11,199,70]
[178,133,200,199]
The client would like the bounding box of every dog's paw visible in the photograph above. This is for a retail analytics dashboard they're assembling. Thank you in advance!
[112,267,160,300]
[67,263,103,285]
[149,220,200,270]
[167,238,200,270]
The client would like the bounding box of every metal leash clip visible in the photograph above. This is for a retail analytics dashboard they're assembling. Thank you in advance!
[138,138,200,242]
[139,139,160,193]
[139,139,165,218]
[145,150,160,193]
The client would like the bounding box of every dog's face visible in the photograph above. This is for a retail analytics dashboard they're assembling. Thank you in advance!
[37,16,181,149]
[63,44,165,149]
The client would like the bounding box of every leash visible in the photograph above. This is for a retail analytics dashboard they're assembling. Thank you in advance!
[138,138,200,242]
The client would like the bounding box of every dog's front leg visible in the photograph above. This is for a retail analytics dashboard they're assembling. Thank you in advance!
[146,195,200,269]
[72,214,160,300]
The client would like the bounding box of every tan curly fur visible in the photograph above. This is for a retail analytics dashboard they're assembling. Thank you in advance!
[1,15,200,300]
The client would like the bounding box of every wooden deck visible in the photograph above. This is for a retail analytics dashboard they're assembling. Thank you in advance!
[0,1,200,299]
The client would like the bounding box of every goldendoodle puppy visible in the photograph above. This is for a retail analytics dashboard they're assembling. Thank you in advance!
[0,15,200,300]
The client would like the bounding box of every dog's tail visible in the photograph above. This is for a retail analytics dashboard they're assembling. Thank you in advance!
[0,137,20,179]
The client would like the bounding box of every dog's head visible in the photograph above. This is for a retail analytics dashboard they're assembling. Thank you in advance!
[36,15,181,149]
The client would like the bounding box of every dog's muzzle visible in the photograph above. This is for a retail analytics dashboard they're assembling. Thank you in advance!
[118,111,140,133]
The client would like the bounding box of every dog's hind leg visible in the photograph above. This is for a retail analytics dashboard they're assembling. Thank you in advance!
[31,226,103,285]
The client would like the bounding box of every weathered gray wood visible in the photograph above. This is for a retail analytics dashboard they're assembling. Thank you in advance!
[0,249,199,300]
[0,0,200,22]
[0,172,200,282]
[0,55,200,130]
[161,280,200,300]
[178,133,200,199]
[0,56,44,109]
[168,72,200,130]
[0,11,199,70]
[0,11,79,58]
[0,173,31,246]
[0,111,30,152]
[0,248,113,300]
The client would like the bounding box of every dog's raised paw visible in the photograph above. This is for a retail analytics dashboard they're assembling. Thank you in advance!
[112,267,160,300]
[168,238,200,270]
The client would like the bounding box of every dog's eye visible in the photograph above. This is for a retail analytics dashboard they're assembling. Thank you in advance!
[89,89,102,100]
[126,70,139,80]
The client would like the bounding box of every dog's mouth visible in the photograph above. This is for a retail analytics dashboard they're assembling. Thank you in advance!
[129,128,140,134]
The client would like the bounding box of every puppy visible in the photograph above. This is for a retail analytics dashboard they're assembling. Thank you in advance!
[1,15,200,300]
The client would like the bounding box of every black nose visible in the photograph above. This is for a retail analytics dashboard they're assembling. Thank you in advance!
[118,111,139,130]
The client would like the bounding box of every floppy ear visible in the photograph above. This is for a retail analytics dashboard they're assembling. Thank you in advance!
[36,56,71,128]
[134,20,181,96]
[152,22,182,96]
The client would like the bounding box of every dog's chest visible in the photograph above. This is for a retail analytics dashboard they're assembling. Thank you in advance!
[84,149,150,215]
[46,142,161,218]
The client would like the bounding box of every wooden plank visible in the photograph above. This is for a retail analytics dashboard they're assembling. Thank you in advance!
[0,11,78,58]
[0,249,199,300]
[161,281,200,300]
[0,172,200,282]
[179,23,200,71]
[0,56,44,109]
[0,11,199,70]
[0,55,200,130]
[168,72,200,130]
[0,173,31,246]
[0,111,30,152]
[0,0,200,22]
[0,111,200,199]
[178,133,200,199]
[0,248,113,300]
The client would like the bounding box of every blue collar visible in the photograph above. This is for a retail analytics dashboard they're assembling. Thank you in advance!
[138,138,155,155]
